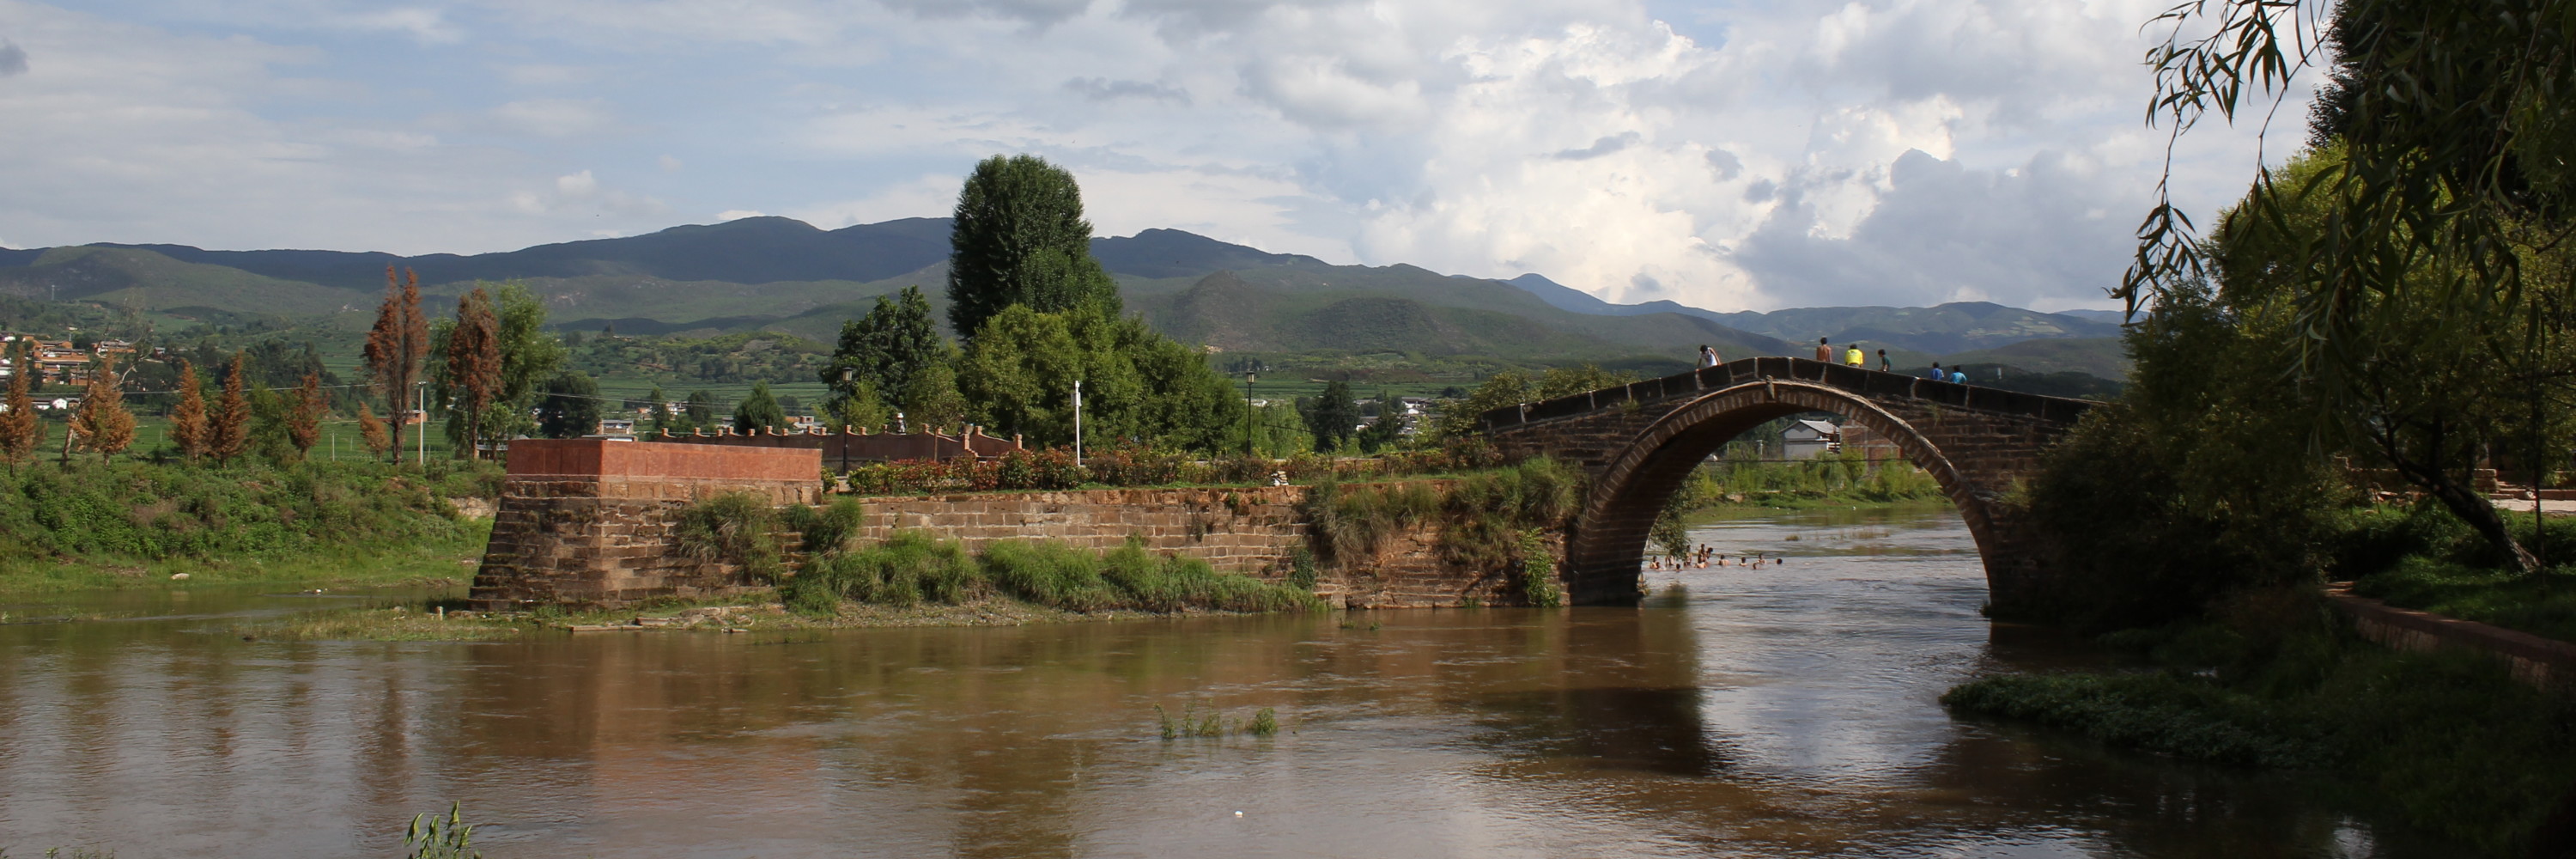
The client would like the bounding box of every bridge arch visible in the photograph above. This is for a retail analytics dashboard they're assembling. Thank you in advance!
[1481,358,2090,611]
[1558,379,2002,604]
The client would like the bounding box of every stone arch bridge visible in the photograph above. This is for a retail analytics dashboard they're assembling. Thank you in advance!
[1480,356,2095,613]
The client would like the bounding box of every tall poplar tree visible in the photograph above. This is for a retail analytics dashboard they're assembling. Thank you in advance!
[168,358,209,460]
[286,372,324,459]
[70,354,136,463]
[362,266,429,464]
[0,342,42,468]
[208,353,251,463]
[945,155,1121,339]
[445,289,503,460]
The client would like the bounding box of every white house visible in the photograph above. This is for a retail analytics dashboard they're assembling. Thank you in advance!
[1780,419,1842,460]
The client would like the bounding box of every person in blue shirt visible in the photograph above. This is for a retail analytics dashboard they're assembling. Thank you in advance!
[1925,362,1944,381]
[1949,369,1968,384]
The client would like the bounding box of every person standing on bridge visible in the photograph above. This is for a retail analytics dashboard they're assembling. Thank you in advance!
[1814,337,1832,362]
[1950,367,1968,385]
[1699,344,1721,368]
[1877,349,1892,372]
[1926,362,1944,381]
[1844,344,1864,367]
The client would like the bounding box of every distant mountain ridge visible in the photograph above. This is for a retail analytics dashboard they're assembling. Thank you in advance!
[0,216,2128,376]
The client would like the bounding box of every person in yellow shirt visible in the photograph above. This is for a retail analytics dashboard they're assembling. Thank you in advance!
[1844,344,1864,367]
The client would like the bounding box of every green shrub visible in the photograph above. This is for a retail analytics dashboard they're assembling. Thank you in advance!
[1947,606,2576,855]
[1299,480,1439,562]
[786,497,868,556]
[672,492,784,582]
[982,539,1122,611]
[1516,528,1564,607]
[1097,538,1316,612]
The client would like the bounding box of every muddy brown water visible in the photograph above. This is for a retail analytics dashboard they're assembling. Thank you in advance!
[0,506,2447,856]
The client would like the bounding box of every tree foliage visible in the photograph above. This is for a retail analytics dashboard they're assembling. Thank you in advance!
[70,354,136,463]
[167,358,208,461]
[285,372,324,459]
[945,155,1121,339]
[362,266,429,463]
[732,381,788,432]
[956,305,1242,451]
[1303,381,1359,453]
[2129,0,2576,397]
[0,344,34,469]
[536,370,603,439]
[208,352,251,464]
[825,285,950,419]
[442,289,503,460]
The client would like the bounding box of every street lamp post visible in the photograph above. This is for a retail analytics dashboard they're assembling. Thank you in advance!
[1242,370,1257,457]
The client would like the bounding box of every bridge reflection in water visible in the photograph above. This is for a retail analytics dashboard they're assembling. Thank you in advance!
[0,508,2444,856]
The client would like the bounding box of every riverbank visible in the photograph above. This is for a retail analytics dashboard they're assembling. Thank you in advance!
[231,592,1292,642]
[0,458,500,596]
[1944,588,2576,855]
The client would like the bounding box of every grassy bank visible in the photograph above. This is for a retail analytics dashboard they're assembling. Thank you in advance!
[1944,590,2576,854]
[2339,503,2576,643]
[236,592,1199,642]
[1674,455,1947,511]
[0,457,499,594]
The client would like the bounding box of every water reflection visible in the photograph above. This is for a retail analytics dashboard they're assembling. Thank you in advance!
[0,507,2445,856]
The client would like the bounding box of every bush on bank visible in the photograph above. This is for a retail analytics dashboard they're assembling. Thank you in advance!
[778,532,1320,618]
[1944,589,2576,855]
[833,438,1506,497]
[0,457,496,565]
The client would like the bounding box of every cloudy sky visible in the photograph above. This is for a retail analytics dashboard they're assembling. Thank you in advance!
[0,0,2308,312]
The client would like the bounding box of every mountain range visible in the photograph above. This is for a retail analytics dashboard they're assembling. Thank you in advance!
[0,216,2130,378]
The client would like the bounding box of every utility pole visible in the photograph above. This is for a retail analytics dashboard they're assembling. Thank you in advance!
[1072,380,1084,466]
[416,381,426,465]
[1243,370,1257,456]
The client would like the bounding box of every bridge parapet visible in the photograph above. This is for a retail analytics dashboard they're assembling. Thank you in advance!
[1480,356,2093,432]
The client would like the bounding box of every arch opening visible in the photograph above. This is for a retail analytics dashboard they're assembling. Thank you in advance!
[1561,381,2002,605]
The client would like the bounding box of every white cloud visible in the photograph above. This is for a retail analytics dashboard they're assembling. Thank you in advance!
[2,0,2301,311]
[715,209,767,221]
[488,98,618,138]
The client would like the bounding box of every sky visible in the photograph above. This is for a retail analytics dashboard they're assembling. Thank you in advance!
[0,0,2315,313]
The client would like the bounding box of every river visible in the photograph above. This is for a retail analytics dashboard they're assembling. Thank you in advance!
[0,505,2445,856]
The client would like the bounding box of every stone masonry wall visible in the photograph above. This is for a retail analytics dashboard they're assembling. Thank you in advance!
[471,440,823,611]
[474,441,1527,610]
[847,482,1526,608]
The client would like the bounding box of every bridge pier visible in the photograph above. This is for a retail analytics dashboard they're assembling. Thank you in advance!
[1483,357,2092,616]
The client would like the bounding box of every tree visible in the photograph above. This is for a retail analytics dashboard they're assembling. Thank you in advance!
[1303,381,1359,453]
[829,380,892,433]
[536,371,603,438]
[684,390,719,429]
[1358,391,1407,454]
[358,404,391,456]
[954,304,1242,450]
[824,285,948,413]
[733,382,787,432]
[286,372,324,459]
[362,266,429,464]
[70,354,137,463]
[167,358,209,460]
[444,289,503,459]
[2207,149,2576,570]
[645,385,675,435]
[899,363,969,433]
[433,283,563,454]
[208,353,251,463]
[945,155,1121,339]
[0,343,36,468]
